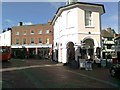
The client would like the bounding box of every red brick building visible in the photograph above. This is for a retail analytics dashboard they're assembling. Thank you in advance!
[11,21,53,59]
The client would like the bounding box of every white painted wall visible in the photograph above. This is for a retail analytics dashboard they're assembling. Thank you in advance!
[0,30,11,46]
[53,5,103,63]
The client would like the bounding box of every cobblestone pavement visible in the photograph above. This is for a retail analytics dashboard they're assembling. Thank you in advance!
[1,59,120,88]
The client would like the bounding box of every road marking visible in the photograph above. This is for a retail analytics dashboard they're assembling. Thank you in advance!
[1,64,62,72]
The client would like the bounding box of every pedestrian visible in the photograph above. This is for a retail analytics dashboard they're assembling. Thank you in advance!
[85,55,93,70]
[85,55,89,70]
[88,57,93,70]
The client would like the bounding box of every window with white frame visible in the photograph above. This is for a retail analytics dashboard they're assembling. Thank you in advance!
[31,38,34,44]
[38,38,42,43]
[16,31,19,35]
[23,38,26,44]
[67,11,74,28]
[31,30,34,34]
[38,30,42,34]
[23,31,26,35]
[46,30,49,34]
[85,10,92,26]
[16,39,19,44]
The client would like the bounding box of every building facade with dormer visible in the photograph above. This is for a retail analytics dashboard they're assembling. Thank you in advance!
[51,2,105,64]
[101,27,116,60]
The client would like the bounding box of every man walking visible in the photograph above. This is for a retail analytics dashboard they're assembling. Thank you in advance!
[85,55,93,70]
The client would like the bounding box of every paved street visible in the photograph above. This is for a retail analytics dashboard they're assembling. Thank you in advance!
[1,59,120,88]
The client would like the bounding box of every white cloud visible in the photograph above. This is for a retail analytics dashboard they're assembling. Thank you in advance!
[2,19,13,29]
[4,19,13,24]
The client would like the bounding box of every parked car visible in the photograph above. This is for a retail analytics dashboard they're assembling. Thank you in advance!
[109,63,120,77]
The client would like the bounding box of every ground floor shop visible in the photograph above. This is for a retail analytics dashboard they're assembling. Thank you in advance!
[11,45,52,60]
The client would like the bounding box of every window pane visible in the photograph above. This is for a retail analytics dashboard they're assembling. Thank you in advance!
[38,38,42,43]
[31,38,34,43]
[23,38,26,44]
[16,32,19,35]
[23,31,26,35]
[31,30,34,34]
[85,11,92,26]
[38,30,42,34]
[16,39,19,44]
[46,30,49,34]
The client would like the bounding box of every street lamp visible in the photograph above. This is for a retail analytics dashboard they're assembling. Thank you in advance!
[102,37,107,67]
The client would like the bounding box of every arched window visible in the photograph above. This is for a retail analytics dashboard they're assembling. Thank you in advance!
[67,11,74,28]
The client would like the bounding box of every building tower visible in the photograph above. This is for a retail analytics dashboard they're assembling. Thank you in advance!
[66,0,78,5]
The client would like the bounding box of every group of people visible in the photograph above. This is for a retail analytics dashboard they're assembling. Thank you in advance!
[85,55,93,71]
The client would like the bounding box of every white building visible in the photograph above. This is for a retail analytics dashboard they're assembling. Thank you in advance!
[51,2,105,64]
[0,29,11,46]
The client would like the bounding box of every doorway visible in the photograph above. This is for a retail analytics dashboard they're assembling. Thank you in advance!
[66,42,75,62]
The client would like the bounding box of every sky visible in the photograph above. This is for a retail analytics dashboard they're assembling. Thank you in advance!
[1,0,119,34]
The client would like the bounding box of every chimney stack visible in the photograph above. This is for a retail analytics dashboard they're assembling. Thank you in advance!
[48,20,51,24]
[107,27,112,33]
[7,28,12,31]
[19,22,23,26]
[66,0,78,5]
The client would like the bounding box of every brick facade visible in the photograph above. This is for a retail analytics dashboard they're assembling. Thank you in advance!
[11,22,54,59]
[11,22,53,45]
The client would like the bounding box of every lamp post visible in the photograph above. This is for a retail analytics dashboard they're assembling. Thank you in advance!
[102,37,107,67]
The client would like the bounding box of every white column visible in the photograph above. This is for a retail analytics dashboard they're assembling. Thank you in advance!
[53,48,57,61]
[74,46,78,61]
[35,48,38,55]
[58,47,62,62]
[62,48,67,63]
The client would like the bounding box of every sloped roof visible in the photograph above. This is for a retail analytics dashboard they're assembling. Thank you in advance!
[51,2,105,25]
[114,34,120,40]
[101,30,114,38]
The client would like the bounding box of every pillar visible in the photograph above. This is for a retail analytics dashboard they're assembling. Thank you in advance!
[62,47,67,63]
